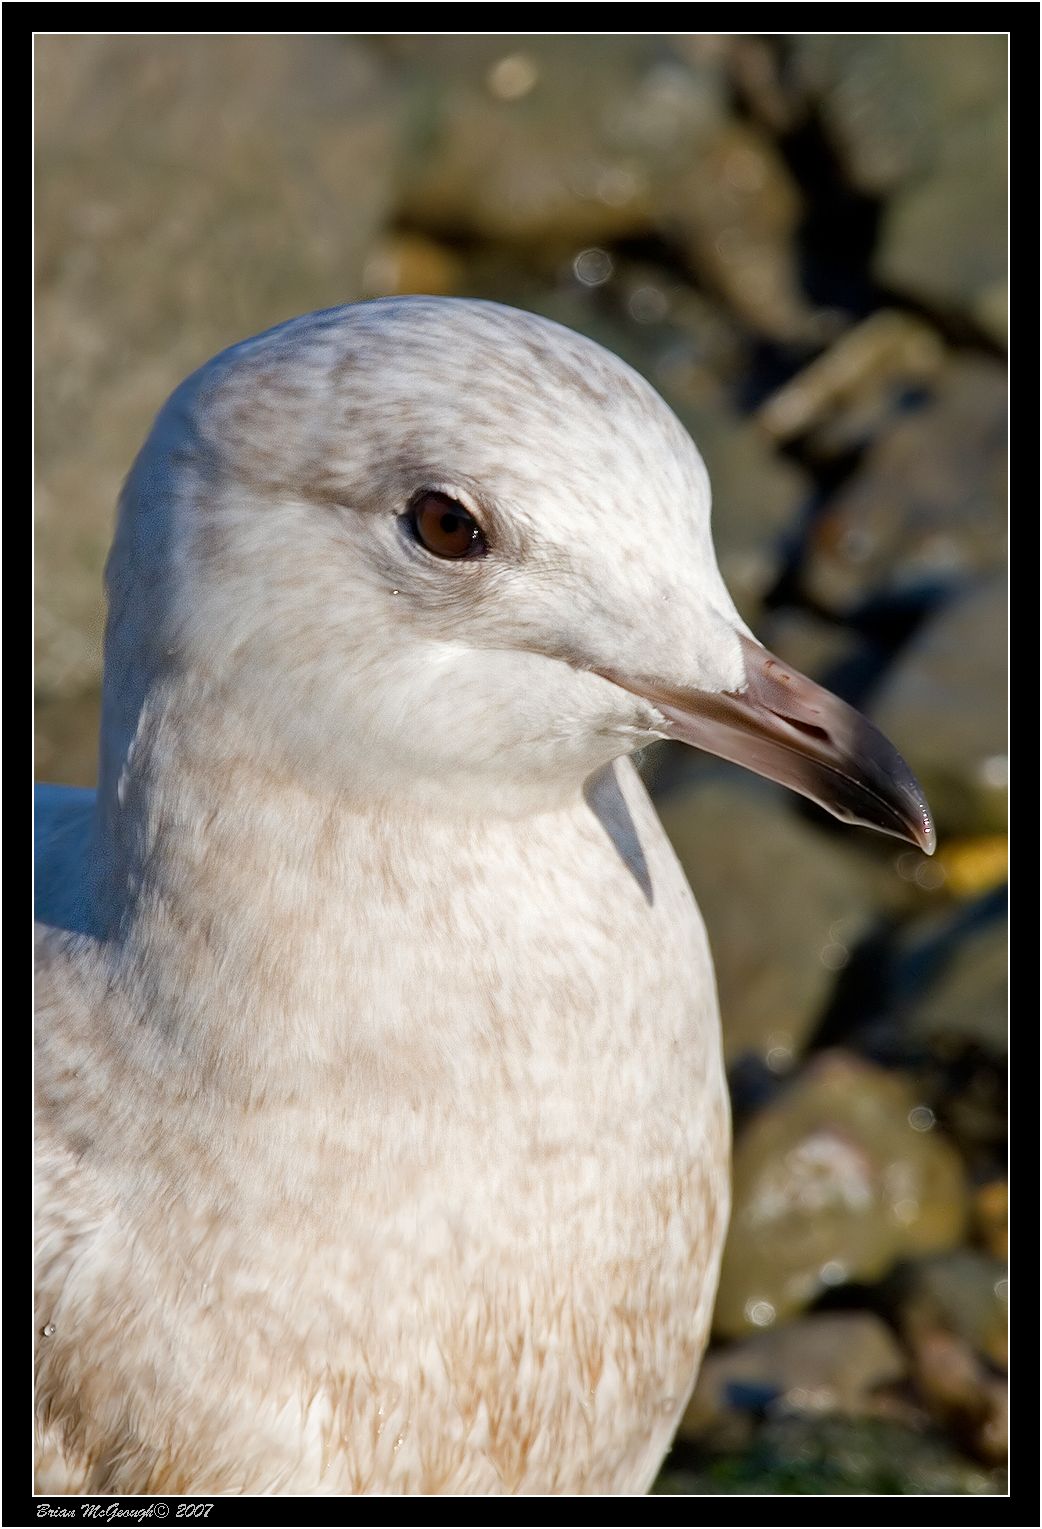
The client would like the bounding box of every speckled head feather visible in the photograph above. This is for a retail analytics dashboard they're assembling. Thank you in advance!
[101,297,748,819]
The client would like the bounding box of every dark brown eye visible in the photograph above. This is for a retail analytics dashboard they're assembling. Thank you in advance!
[409,492,486,560]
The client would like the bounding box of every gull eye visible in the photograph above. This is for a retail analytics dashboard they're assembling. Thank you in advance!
[408,492,487,560]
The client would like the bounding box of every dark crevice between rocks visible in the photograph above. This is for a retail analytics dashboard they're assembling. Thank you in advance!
[769,47,1006,359]
[807,920,900,1055]
[773,102,886,325]
[808,1274,900,1320]
[804,889,1007,1182]
[608,229,709,286]
[811,888,1007,1063]
[872,281,1011,361]
[727,1053,789,1134]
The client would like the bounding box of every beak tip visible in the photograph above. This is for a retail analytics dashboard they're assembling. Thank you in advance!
[918,812,938,858]
[604,639,942,860]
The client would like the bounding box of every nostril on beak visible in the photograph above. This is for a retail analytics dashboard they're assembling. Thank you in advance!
[776,716,830,743]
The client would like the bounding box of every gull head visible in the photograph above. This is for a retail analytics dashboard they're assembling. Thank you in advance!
[106,296,933,848]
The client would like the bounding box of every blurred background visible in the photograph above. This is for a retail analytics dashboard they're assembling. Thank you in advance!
[35,34,1008,1495]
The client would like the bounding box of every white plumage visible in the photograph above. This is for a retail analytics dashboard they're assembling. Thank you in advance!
[35,298,931,1494]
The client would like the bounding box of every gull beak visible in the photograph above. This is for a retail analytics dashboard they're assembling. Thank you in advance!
[604,634,935,854]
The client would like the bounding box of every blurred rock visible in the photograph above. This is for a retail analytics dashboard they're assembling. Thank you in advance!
[905,1329,1006,1465]
[902,912,1007,1063]
[935,836,1008,903]
[757,310,946,457]
[803,359,1006,614]
[657,120,824,345]
[877,171,1007,348]
[362,231,462,296]
[36,35,403,701]
[891,1250,1007,1371]
[34,691,102,789]
[973,1180,1007,1262]
[714,1051,969,1337]
[657,779,878,1066]
[465,253,753,394]
[389,37,728,246]
[390,36,828,342]
[601,306,812,599]
[793,35,1005,199]
[684,405,807,619]
[847,841,954,926]
[654,1413,1005,1495]
[793,35,1007,342]
[976,1384,1008,1467]
[719,35,803,137]
[679,1312,906,1445]
[825,893,1006,1173]
[930,1074,1005,1183]
[889,1252,1008,1464]
[613,264,752,390]
[870,579,1007,836]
